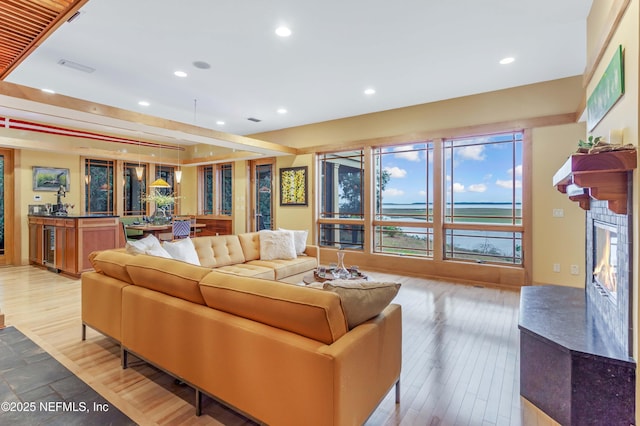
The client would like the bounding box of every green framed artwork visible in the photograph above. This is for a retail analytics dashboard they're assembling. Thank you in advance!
[587,45,624,131]
[280,166,308,206]
[33,166,70,192]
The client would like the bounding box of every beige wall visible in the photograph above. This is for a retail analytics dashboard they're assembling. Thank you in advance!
[586,0,639,419]
[531,123,586,287]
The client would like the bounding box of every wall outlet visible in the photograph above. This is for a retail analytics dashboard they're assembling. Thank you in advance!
[570,265,579,275]
[552,208,564,218]
[553,263,560,273]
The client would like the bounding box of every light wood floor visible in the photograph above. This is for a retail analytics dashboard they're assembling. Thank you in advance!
[0,265,559,425]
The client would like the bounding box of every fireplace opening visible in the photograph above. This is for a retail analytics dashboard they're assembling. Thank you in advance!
[592,220,618,301]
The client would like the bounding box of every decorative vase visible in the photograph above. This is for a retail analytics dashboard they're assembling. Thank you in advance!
[334,251,350,279]
[152,208,168,225]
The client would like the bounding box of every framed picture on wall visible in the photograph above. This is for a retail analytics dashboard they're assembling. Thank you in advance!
[279,166,308,206]
[33,167,70,192]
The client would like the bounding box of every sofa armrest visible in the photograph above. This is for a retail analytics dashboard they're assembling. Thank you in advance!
[318,303,402,425]
[303,244,319,262]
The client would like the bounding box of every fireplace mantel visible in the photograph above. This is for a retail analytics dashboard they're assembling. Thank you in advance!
[552,149,637,214]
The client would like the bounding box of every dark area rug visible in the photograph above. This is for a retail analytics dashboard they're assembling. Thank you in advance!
[0,326,135,425]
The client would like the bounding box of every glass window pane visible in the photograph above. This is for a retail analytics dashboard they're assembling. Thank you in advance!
[85,159,114,215]
[444,229,522,264]
[374,143,433,222]
[220,163,233,216]
[444,132,523,225]
[373,226,433,257]
[319,223,364,250]
[124,162,146,216]
[319,150,364,219]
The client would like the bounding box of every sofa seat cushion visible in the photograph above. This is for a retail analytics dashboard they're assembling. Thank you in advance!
[216,264,275,280]
[192,235,246,268]
[125,254,210,305]
[89,249,135,284]
[199,271,348,344]
[247,256,317,280]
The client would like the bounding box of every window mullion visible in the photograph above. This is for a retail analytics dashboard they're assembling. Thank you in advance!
[432,138,444,261]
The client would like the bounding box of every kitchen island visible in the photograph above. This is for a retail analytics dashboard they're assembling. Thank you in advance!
[28,214,120,277]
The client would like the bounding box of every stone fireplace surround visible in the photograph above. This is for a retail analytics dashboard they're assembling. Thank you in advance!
[586,198,633,357]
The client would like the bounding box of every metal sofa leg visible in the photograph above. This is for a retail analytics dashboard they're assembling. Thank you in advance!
[121,347,128,369]
[395,379,401,404]
[81,323,86,341]
[195,389,202,416]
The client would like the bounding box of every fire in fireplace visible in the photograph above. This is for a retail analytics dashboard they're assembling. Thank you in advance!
[593,221,618,300]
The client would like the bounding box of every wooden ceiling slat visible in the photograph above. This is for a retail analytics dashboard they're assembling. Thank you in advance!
[0,0,88,79]
[0,3,56,25]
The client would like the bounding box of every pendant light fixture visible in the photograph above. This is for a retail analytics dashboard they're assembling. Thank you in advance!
[135,139,144,181]
[150,143,171,188]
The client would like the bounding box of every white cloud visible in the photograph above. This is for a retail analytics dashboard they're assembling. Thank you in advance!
[508,164,523,177]
[453,182,465,193]
[468,183,487,193]
[457,145,486,161]
[383,188,404,197]
[383,166,407,178]
[446,175,451,181]
[483,173,493,180]
[419,190,427,196]
[393,147,420,162]
[496,179,522,189]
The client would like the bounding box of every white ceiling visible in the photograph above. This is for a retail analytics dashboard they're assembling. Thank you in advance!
[4,0,593,139]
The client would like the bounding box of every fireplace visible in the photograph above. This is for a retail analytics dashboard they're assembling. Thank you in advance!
[593,220,618,300]
[586,200,633,356]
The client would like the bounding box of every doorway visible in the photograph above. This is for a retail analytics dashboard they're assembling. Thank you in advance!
[250,159,275,231]
[0,149,14,265]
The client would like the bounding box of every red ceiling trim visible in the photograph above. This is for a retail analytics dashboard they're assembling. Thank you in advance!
[0,116,184,150]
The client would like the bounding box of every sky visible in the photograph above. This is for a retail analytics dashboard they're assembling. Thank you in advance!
[379,133,523,205]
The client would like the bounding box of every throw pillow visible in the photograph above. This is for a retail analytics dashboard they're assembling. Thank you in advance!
[162,237,201,265]
[323,280,401,329]
[125,234,172,259]
[259,229,297,260]
[278,228,309,255]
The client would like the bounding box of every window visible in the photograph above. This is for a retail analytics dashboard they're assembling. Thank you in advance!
[202,163,233,215]
[155,165,177,216]
[443,131,523,264]
[373,143,434,257]
[318,130,525,265]
[85,158,115,215]
[318,150,364,249]
[123,162,146,216]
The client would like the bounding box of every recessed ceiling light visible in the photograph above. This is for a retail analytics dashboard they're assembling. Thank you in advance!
[364,88,376,95]
[499,57,515,65]
[138,101,150,106]
[216,120,225,125]
[174,70,188,77]
[277,108,288,114]
[41,88,55,94]
[275,26,292,37]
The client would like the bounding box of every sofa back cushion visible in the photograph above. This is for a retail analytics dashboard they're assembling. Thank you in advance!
[125,254,210,305]
[192,235,246,268]
[89,249,135,284]
[199,271,348,345]
[238,232,260,261]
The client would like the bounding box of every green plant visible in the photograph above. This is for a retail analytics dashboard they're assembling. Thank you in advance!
[578,135,603,151]
[142,189,180,207]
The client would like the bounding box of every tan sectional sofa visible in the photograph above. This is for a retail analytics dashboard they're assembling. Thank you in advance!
[81,232,402,426]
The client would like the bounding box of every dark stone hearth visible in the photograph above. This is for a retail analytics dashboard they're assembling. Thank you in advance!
[519,286,635,426]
